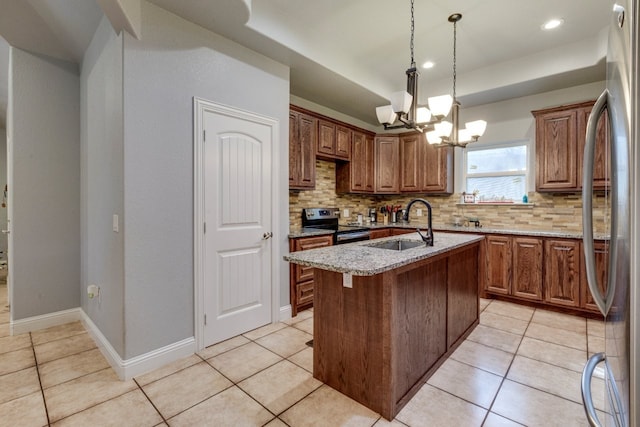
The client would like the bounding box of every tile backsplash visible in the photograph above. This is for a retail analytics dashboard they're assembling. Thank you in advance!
[289,160,608,234]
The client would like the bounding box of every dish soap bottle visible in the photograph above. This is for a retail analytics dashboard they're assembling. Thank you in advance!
[522,194,528,204]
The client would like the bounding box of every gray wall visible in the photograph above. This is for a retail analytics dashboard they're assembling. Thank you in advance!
[120,2,290,358]
[9,48,80,319]
[0,128,6,256]
[80,17,125,355]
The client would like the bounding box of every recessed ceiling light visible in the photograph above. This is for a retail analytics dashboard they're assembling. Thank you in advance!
[542,18,564,30]
[422,61,435,69]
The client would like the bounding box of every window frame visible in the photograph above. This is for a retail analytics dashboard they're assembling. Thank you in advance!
[459,139,533,199]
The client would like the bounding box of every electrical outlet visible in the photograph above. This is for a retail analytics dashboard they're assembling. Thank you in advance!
[87,284,100,299]
[417,209,423,217]
[343,209,350,218]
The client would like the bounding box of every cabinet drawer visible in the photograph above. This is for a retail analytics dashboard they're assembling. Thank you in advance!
[296,281,314,307]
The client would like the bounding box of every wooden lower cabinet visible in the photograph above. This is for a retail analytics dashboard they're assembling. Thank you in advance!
[369,228,391,240]
[391,228,413,236]
[289,234,333,316]
[485,235,512,295]
[544,239,581,307]
[483,234,600,311]
[512,237,543,301]
[580,241,609,312]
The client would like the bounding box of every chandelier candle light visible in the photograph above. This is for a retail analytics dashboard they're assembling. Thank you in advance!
[375,2,487,148]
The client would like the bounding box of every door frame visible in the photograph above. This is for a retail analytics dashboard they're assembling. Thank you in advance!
[193,97,281,351]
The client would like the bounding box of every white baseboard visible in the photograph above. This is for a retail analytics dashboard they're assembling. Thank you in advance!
[12,307,201,380]
[279,304,292,322]
[10,307,83,335]
[80,311,196,380]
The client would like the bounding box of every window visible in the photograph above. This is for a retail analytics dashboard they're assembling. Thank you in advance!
[463,141,530,202]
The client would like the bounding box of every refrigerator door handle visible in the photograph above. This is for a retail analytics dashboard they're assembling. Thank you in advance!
[582,352,605,427]
[582,89,613,315]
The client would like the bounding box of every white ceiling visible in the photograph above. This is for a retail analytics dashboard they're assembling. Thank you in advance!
[0,0,612,129]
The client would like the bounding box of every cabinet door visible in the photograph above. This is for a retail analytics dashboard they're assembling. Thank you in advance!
[289,109,316,189]
[297,113,317,188]
[293,235,334,282]
[578,106,610,191]
[317,119,336,157]
[512,237,543,301]
[544,239,581,307]
[400,134,421,192]
[485,235,512,295]
[580,241,609,312]
[535,109,578,191]
[369,228,391,239]
[423,142,453,194]
[289,112,300,187]
[391,228,413,236]
[335,125,351,160]
[364,135,375,192]
[375,136,400,193]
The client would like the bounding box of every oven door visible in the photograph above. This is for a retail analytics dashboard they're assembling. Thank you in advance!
[335,230,370,244]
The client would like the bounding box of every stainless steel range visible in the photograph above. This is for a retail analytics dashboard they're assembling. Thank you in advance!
[302,208,370,244]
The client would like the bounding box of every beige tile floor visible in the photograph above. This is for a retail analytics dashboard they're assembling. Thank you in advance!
[0,282,606,426]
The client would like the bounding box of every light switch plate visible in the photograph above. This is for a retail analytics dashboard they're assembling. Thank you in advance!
[417,209,423,217]
[343,209,350,218]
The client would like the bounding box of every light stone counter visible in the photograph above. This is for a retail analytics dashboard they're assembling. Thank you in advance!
[284,232,484,276]
[287,227,335,239]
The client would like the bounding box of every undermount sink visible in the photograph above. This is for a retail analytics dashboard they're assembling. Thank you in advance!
[365,239,425,251]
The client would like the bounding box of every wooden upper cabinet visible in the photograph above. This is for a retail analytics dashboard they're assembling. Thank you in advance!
[317,119,350,161]
[485,235,512,295]
[375,136,400,193]
[423,142,453,194]
[289,109,316,189]
[578,105,610,191]
[336,125,351,160]
[512,237,543,301]
[399,132,453,194]
[534,108,578,191]
[533,100,609,192]
[400,134,421,192]
[544,239,581,307]
[337,131,374,193]
[317,119,336,158]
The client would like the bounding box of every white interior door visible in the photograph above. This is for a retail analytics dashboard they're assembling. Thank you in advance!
[202,105,274,346]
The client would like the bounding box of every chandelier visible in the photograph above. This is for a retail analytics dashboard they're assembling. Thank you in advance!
[375,2,487,148]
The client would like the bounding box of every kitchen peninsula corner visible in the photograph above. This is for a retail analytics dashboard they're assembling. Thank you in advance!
[284,233,483,420]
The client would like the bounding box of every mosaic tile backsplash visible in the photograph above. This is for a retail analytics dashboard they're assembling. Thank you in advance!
[289,160,609,234]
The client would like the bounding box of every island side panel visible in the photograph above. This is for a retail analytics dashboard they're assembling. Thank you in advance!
[391,258,448,411]
[447,244,480,348]
[313,269,391,416]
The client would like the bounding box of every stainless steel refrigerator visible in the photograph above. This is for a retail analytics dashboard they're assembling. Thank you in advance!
[581,1,638,426]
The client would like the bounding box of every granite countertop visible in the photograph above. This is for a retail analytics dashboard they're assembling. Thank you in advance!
[289,222,610,240]
[288,227,335,238]
[284,232,484,276]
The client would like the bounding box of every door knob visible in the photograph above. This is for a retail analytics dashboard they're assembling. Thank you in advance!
[262,232,273,240]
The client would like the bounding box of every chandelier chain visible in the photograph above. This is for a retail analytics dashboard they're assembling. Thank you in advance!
[410,0,415,68]
[452,16,457,100]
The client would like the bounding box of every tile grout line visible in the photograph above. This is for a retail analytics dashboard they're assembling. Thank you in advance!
[133,377,169,425]
[29,332,52,427]
[479,303,534,426]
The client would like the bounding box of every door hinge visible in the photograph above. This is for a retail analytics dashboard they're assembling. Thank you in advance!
[204,222,206,233]
[203,130,206,142]
[204,314,207,325]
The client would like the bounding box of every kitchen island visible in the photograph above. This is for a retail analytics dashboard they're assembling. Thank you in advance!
[284,232,483,420]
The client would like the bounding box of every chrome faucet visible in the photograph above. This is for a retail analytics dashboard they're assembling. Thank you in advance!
[403,198,434,246]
